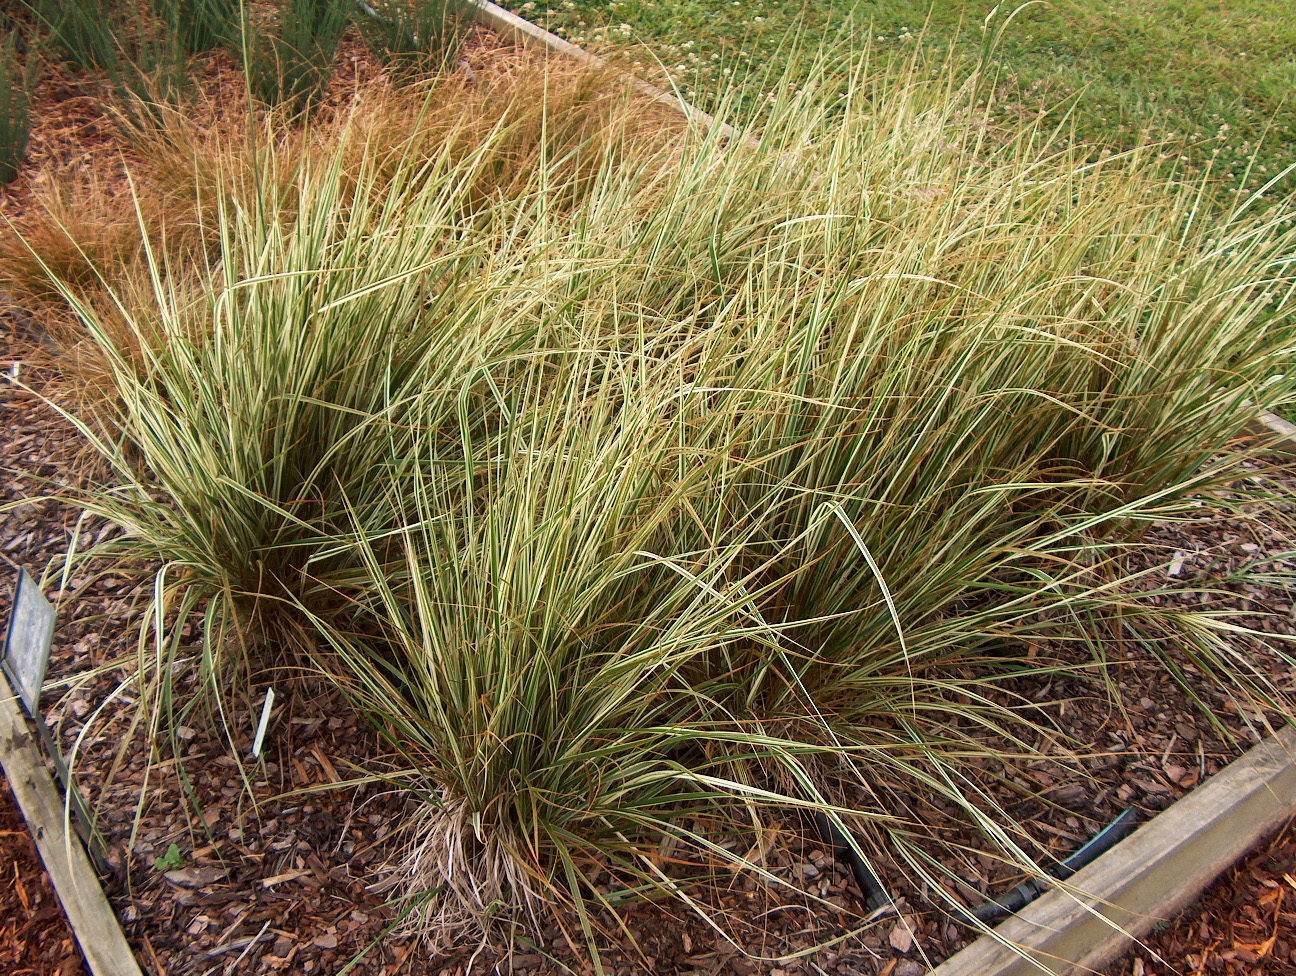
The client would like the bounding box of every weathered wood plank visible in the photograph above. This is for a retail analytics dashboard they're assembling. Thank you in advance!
[0,688,143,976]
[929,724,1296,976]
[1240,409,1296,455]
[463,0,752,145]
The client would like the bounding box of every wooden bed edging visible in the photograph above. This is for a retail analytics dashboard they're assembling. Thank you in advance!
[928,723,1296,976]
[0,688,143,976]
[1241,409,1296,454]
[463,0,752,145]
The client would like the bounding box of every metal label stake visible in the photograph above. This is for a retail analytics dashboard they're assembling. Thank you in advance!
[3,569,111,875]
[3,569,55,713]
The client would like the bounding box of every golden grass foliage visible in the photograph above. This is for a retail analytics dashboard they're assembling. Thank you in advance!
[14,41,1296,960]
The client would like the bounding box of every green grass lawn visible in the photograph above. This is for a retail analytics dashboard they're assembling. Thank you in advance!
[502,0,1296,198]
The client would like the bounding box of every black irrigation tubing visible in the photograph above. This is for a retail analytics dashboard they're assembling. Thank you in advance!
[959,806,1141,926]
[811,804,1141,926]
[813,810,892,914]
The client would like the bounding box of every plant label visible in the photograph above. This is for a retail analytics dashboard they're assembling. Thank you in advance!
[252,686,276,759]
[3,569,55,715]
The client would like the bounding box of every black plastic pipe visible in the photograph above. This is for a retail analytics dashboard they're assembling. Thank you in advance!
[810,804,1140,924]
[962,807,1141,925]
[813,810,891,913]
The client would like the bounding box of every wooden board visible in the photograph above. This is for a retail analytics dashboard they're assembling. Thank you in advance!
[464,0,752,145]
[929,724,1296,976]
[1240,409,1296,456]
[0,688,143,976]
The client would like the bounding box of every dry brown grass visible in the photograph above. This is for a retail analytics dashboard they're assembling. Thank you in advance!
[3,44,683,416]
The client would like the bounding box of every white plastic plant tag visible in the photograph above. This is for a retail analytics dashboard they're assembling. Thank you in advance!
[3,569,56,714]
[252,686,276,759]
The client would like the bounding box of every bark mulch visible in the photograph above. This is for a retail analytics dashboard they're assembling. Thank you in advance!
[1110,818,1296,976]
[0,775,88,976]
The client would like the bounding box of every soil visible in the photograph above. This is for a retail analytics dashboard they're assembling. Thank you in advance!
[1,16,1295,976]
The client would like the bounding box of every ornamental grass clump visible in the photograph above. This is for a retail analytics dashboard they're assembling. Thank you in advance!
[23,42,1296,957]
[22,58,673,667]
[25,0,122,71]
[0,32,30,183]
[355,0,469,77]
[152,0,241,54]
[245,0,353,110]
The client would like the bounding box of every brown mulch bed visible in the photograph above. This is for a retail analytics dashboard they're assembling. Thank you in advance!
[2,16,1295,976]
[0,777,87,976]
[1110,818,1296,976]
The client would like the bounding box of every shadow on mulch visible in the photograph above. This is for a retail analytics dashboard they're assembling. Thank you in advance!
[0,772,88,976]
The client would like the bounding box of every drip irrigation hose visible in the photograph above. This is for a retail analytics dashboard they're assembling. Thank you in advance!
[812,810,891,913]
[810,804,1140,925]
[959,807,1141,926]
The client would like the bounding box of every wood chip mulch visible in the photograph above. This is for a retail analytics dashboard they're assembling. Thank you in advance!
[0,777,87,976]
[1111,818,1296,976]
